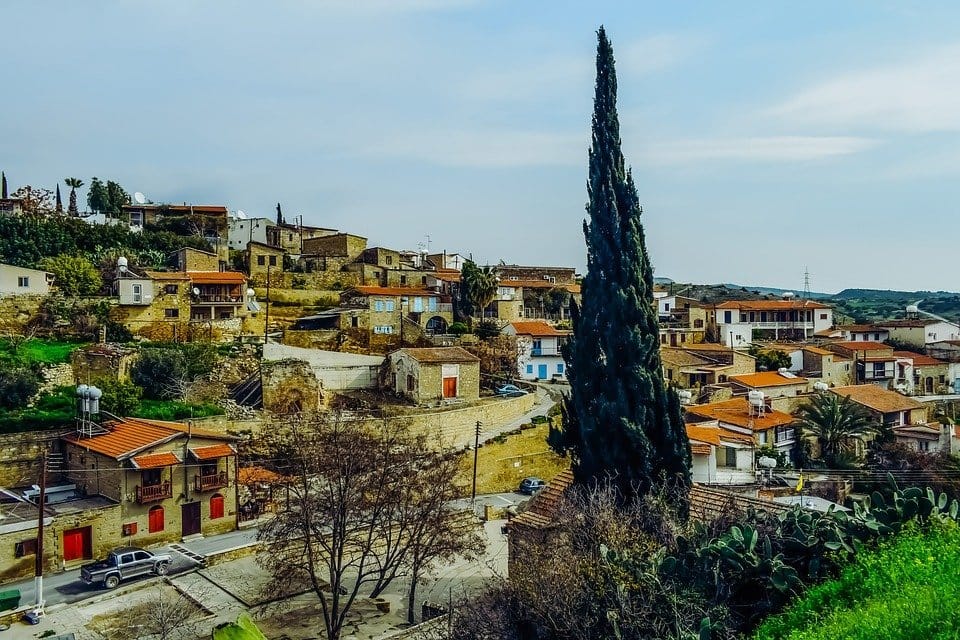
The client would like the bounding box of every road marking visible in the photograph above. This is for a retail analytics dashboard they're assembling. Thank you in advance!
[169,544,207,567]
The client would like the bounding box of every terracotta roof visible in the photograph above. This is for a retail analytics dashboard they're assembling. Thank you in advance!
[63,418,234,460]
[130,451,181,469]
[686,423,722,446]
[802,346,834,356]
[662,348,716,368]
[690,443,712,456]
[124,204,228,215]
[190,444,236,460]
[838,324,881,332]
[827,341,891,352]
[893,351,946,366]
[715,300,831,310]
[686,397,794,431]
[187,271,247,285]
[730,371,808,388]
[876,318,945,328]
[892,424,941,440]
[682,343,735,352]
[509,321,569,337]
[830,385,924,414]
[399,346,480,364]
[689,485,789,523]
[349,286,436,297]
[238,466,291,485]
[510,469,575,530]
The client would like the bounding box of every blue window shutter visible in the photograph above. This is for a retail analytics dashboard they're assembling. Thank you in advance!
[557,364,564,373]
[526,365,533,374]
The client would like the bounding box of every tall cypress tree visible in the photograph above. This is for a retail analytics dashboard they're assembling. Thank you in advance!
[553,27,690,501]
[1,172,7,199]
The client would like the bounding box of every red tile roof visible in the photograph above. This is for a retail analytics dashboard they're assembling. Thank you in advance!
[510,469,575,530]
[509,321,569,337]
[827,341,891,352]
[190,444,236,460]
[690,443,712,456]
[187,271,247,285]
[63,418,234,460]
[686,397,794,430]
[830,386,924,414]
[131,451,181,469]
[893,351,946,366]
[686,423,723,446]
[730,371,807,388]
[398,347,480,364]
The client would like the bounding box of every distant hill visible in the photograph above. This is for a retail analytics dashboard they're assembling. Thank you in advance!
[663,282,960,324]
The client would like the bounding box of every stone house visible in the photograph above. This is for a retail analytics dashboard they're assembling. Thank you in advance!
[112,269,192,338]
[0,263,53,296]
[798,346,853,388]
[502,320,570,381]
[186,270,248,321]
[61,418,238,554]
[301,232,368,265]
[123,204,229,236]
[506,469,575,567]
[247,241,286,287]
[892,351,953,395]
[339,286,454,337]
[715,299,834,347]
[173,247,224,272]
[830,385,933,453]
[275,221,338,253]
[875,318,960,349]
[386,347,480,405]
[823,341,897,388]
[71,344,138,385]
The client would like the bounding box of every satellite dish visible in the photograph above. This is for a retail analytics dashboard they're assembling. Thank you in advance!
[192,287,200,296]
[236,209,247,220]
[133,192,146,205]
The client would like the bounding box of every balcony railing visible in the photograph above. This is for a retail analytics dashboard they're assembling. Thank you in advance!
[136,481,172,504]
[531,348,561,356]
[734,321,814,328]
[862,370,894,380]
[194,295,242,304]
[195,471,228,492]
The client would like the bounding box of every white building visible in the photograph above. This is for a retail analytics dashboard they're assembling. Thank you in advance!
[0,263,53,296]
[715,299,833,348]
[228,216,275,251]
[502,320,570,381]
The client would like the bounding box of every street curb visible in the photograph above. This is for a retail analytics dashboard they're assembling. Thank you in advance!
[44,568,199,615]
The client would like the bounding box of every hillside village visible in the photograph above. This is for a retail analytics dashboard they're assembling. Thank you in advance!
[1,170,960,638]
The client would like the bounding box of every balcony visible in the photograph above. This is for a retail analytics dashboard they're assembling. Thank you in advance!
[193,295,242,304]
[195,471,228,492]
[736,321,814,329]
[136,481,172,504]
[531,348,561,356]
[774,428,796,445]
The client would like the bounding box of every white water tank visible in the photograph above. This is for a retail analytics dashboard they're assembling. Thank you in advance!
[748,390,765,408]
[758,456,778,469]
[782,291,796,299]
[813,381,829,392]
[906,304,919,314]
[677,389,693,405]
[777,367,789,375]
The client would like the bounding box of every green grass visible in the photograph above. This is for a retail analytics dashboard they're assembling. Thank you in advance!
[133,400,225,421]
[0,386,75,433]
[755,520,960,640]
[0,338,87,364]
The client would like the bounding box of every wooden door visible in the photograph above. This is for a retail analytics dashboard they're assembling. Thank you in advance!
[181,502,201,537]
[442,377,457,398]
[63,526,92,562]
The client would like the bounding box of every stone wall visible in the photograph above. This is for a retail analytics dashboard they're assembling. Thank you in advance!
[38,363,75,395]
[261,359,323,413]
[0,294,44,328]
[0,431,62,487]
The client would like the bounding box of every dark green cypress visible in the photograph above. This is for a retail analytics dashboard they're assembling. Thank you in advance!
[1,172,7,199]
[553,27,690,502]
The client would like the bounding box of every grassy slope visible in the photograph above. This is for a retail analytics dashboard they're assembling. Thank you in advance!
[0,338,86,364]
[457,422,569,496]
[755,520,960,640]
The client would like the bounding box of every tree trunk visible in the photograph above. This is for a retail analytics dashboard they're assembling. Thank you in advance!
[406,575,418,625]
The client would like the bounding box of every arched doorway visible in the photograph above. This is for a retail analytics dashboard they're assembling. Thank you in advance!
[925,376,934,394]
[425,315,448,334]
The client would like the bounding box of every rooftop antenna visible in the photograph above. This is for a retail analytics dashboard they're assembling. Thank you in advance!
[235,209,247,220]
[133,192,146,205]
[425,234,431,254]
[802,267,811,301]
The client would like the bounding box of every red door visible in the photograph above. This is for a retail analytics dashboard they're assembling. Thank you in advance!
[210,494,224,520]
[442,377,457,398]
[63,526,92,562]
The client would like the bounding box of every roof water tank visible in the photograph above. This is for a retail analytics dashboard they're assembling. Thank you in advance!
[748,390,765,407]
[813,381,829,392]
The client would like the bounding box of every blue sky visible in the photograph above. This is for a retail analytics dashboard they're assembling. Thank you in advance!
[3,1,959,292]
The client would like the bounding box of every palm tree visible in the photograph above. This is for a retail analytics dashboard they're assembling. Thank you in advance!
[794,392,878,466]
[64,177,83,215]
[460,260,498,326]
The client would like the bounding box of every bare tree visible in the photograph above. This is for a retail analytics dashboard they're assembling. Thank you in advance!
[258,413,483,640]
[129,583,207,640]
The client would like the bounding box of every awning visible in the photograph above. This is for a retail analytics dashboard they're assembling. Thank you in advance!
[131,451,181,469]
[189,444,236,460]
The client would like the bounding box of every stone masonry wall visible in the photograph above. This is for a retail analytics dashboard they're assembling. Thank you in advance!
[0,431,62,487]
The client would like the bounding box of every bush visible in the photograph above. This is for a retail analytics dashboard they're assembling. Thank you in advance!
[0,367,42,410]
[449,322,470,335]
[39,254,103,296]
[0,386,74,433]
[133,400,224,421]
[100,380,143,417]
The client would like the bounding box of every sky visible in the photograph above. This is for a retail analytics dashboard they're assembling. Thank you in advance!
[3,1,959,293]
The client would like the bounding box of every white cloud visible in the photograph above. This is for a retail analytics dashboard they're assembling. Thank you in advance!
[769,44,960,132]
[368,129,585,167]
[639,136,879,164]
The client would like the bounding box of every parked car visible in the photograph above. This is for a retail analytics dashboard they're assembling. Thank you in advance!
[80,547,172,589]
[518,477,546,495]
[496,384,528,397]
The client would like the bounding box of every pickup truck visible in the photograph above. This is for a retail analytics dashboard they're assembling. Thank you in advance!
[80,547,172,589]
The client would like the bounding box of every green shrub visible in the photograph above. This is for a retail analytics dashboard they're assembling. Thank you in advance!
[0,367,42,410]
[134,400,224,421]
[755,520,960,640]
[100,380,143,417]
[449,322,469,335]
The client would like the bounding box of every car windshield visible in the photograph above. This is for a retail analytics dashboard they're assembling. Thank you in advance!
[106,554,118,567]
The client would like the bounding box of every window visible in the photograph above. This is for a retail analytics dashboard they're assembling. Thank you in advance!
[14,538,37,558]
[874,333,880,341]
[210,494,225,520]
[940,375,946,383]
[288,233,294,242]
[758,432,768,445]
[400,275,407,284]
[374,300,384,312]
[820,313,828,320]
[164,309,179,318]
[385,300,395,312]
[724,311,732,323]
[269,255,277,266]
[17,276,29,288]
[526,364,534,374]
[873,362,886,377]
[407,374,415,391]
[739,313,748,322]
[132,283,142,303]
[664,303,670,311]
[386,255,393,265]
[919,440,931,452]
[164,284,178,294]
[148,506,164,533]
[421,276,427,285]
[666,369,673,380]
[428,298,437,312]
[257,255,265,266]
[680,334,687,343]
[722,447,737,468]
[557,364,564,374]
[351,316,359,328]
[694,319,704,328]
[374,325,393,334]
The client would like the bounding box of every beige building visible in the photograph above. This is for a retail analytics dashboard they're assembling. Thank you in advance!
[0,263,53,296]
[830,385,932,452]
[339,286,454,336]
[247,241,286,287]
[112,270,192,338]
[685,396,797,459]
[62,418,238,553]
[386,347,480,405]
[302,233,367,262]
[823,341,897,388]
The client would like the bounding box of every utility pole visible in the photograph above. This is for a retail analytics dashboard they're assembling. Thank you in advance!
[34,450,47,612]
[471,420,481,502]
[264,262,271,345]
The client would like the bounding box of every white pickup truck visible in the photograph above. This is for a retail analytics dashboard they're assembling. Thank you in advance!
[80,547,172,589]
